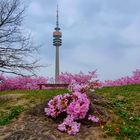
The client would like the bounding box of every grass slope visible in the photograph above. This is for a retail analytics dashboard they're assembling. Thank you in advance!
[0,89,68,125]
[96,84,140,140]
[0,85,140,139]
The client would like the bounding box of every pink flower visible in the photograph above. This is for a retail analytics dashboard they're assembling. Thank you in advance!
[58,116,80,135]
[45,93,71,118]
[74,103,81,113]
[88,115,99,123]
[67,121,80,135]
[101,69,140,87]
[67,93,90,120]
[58,123,66,132]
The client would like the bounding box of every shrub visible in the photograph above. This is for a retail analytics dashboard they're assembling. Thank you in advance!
[0,74,48,91]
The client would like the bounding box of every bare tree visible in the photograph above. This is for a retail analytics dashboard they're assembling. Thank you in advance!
[0,0,40,76]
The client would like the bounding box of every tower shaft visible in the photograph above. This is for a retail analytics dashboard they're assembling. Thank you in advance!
[53,5,62,83]
[55,46,59,83]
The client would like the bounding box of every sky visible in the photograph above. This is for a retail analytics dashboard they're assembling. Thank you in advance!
[24,0,140,80]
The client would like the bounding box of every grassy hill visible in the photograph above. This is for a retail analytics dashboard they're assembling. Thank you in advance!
[0,85,140,140]
[0,89,68,125]
[96,84,140,140]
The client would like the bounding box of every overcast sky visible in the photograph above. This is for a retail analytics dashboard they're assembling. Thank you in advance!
[24,0,140,80]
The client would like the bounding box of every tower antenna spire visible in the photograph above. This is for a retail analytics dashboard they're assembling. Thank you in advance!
[56,4,59,28]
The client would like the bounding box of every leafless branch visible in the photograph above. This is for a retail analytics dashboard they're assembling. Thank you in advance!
[0,0,41,76]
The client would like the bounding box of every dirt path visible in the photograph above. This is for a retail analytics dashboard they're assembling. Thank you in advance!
[0,113,115,140]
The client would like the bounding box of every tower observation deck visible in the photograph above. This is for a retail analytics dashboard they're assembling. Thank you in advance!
[53,5,62,83]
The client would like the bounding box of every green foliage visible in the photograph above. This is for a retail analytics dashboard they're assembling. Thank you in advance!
[96,84,140,95]
[105,125,140,140]
[0,89,69,126]
[0,106,24,125]
[96,84,140,140]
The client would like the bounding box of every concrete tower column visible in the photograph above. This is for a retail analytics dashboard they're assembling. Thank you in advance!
[53,5,62,83]
[55,46,59,83]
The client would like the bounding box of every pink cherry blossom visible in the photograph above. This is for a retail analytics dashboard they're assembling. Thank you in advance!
[0,74,48,91]
[102,69,140,87]
[58,71,97,85]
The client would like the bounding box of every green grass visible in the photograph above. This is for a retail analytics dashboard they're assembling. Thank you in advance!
[0,89,69,96]
[0,89,69,125]
[0,85,140,139]
[0,89,69,103]
[96,84,140,140]
[0,106,24,125]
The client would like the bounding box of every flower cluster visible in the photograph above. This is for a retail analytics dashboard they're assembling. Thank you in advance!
[58,71,97,85]
[44,91,91,135]
[44,94,70,118]
[44,81,99,135]
[58,69,140,88]
[1,69,140,91]
[102,69,140,87]
[0,74,48,91]
[67,92,90,120]
[58,116,80,135]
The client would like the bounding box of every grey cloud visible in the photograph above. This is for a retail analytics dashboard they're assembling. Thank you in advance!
[23,0,140,80]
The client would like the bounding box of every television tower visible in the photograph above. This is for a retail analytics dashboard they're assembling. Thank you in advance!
[53,5,62,83]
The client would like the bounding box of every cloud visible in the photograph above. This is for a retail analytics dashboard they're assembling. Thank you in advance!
[24,0,140,80]
[120,17,140,45]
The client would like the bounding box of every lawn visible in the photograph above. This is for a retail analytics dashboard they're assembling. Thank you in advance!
[0,85,140,140]
[0,89,68,125]
[96,84,140,140]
